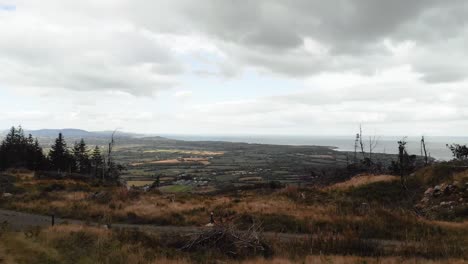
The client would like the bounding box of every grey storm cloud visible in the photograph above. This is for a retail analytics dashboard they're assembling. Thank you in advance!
[128,0,468,81]
[2,0,468,95]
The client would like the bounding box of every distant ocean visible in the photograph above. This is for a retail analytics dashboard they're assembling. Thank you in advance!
[161,135,468,161]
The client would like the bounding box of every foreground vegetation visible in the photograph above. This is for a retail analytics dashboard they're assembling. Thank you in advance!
[0,224,466,264]
[1,126,468,263]
[1,160,467,263]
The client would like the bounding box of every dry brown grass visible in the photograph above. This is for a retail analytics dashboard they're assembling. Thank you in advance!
[242,256,468,264]
[0,245,16,264]
[326,174,399,190]
[231,195,336,221]
[426,219,468,229]
[60,191,89,201]
[46,224,110,238]
[2,224,466,264]
[453,169,468,183]
[0,224,189,263]
[6,185,344,226]
[2,181,396,228]
[7,185,233,225]
[149,258,191,264]
[3,167,468,263]
[121,199,201,218]
[17,178,90,190]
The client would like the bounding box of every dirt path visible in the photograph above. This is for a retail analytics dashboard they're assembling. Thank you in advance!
[0,208,303,239]
[0,208,418,252]
[0,209,82,231]
[0,208,329,243]
[0,208,200,234]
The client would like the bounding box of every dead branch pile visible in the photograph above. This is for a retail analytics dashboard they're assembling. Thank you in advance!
[181,222,269,257]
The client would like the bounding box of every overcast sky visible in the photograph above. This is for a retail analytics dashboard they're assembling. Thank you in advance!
[1,1,468,136]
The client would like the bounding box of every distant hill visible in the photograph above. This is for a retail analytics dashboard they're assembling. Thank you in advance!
[25,129,144,138]
[0,128,145,147]
[26,129,95,137]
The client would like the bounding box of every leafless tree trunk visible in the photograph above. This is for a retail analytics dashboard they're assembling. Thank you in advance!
[421,136,428,165]
[398,137,409,189]
[107,130,116,167]
[102,156,106,181]
[359,124,366,159]
[354,133,359,163]
[108,130,117,178]
[368,135,379,163]
[101,130,117,181]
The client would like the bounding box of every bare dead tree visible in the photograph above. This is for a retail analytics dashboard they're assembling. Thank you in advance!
[354,133,359,163]
[101,129,118,181]
[421,136,428,166]
[397,137,409,189]
[102,154,107,181]
[108,130,117,180]
[359,124,366,159]
[368,135,379,164]
[357,125,379,163]
[107,130,116,168]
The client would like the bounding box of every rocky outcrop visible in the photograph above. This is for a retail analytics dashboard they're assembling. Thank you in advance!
[416,181,468,219]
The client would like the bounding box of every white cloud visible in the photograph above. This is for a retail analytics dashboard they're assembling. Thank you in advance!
[174,90,193,98]
[2,1,468,135]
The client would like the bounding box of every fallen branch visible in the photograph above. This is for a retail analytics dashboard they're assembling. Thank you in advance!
[181,222,268,257]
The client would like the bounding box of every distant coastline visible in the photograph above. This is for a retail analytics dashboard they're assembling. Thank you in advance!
[161,134,467,161]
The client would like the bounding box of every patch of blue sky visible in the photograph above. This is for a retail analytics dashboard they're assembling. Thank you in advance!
[0,88,47,114]
[0,4,15,11]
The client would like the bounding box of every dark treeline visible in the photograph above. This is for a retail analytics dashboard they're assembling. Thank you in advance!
[0,127,46,171]
[0,126,120,180]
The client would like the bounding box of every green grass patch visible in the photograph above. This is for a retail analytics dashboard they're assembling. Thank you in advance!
[159,185,192,193]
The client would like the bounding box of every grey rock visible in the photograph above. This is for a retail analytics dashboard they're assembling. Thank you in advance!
[424,188,434,196]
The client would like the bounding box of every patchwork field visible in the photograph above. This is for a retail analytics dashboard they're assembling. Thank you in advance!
[105,136,368,192]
